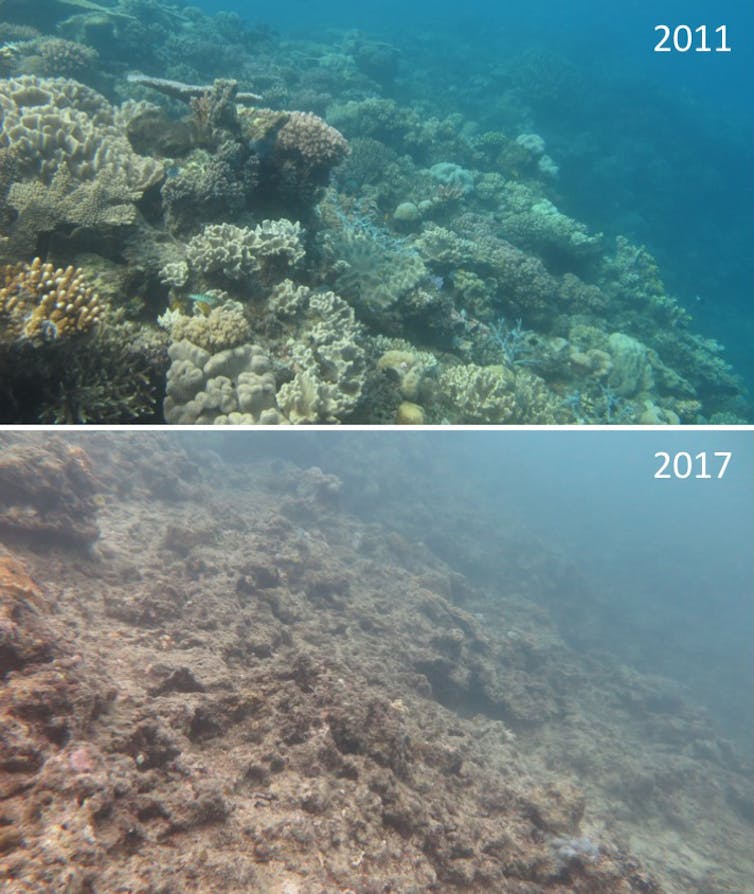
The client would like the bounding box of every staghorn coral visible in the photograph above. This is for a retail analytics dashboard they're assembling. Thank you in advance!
[40,321,163,424]
[0,257,101,342]
[0,312,164,424]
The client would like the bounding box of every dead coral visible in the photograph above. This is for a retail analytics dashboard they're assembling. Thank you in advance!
[0,440,100,547]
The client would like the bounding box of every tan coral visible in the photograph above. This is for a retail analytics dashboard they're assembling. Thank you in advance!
[0,75,163,192]
[159,301,251,353]
[35,37,98,76]
[276,111,349,169]
[270,280,367,424]
[185,220,305,285]
[0,256,102,342]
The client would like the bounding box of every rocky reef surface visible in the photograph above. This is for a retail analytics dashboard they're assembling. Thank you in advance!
[0,433,751,892]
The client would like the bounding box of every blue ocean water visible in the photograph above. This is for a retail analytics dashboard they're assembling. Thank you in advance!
[195,0,754,392]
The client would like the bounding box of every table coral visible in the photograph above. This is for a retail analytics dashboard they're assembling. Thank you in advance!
[0,75,164,258]
[0,75,162,190]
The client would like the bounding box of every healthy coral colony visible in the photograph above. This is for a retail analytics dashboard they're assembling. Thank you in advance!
[0,2,749,423]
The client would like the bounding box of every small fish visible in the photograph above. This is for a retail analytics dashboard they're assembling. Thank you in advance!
[38,319,59,341]
[188,292,219,307]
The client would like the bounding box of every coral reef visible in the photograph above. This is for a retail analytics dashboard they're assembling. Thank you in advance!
[0,257,101,341]
[0,309,164,424]
[0,75,162,189]
[0,1,747,422]
[269,280,367,423]
[158,300,250,353]
[327,220,427,315]
[34,36,98,76]
[0,75,164,260]
[183,219,305,290]
[163,340,282,425]
[435,362,563,424]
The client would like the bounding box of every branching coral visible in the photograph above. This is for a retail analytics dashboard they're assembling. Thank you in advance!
[35,36,99,76]
[0,257,102,342]
[0,312,164,424]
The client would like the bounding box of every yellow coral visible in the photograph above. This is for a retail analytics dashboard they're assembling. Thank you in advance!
[0,257,102,342]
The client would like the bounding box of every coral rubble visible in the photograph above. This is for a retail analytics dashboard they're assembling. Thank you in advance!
[0,435,750,892]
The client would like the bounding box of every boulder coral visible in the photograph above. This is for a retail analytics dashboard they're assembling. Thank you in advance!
[164,340,283,425]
